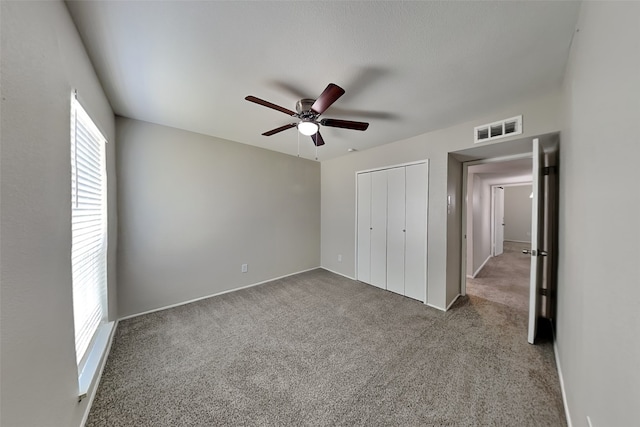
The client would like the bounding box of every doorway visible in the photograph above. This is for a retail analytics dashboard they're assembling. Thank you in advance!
[451,133,559,343]
[464,160,533,312]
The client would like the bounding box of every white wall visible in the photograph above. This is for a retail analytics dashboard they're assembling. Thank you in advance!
[0,1,116,426]
[117,118,321,318]
[321,92,561,309]
[465,173,475,274]
[470,174,491,275]
[504,185,532,243]
[556,2,640,426]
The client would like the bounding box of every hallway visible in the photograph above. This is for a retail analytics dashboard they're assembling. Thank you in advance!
[466,241,530,312]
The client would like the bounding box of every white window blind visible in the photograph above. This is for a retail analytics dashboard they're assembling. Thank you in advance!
[71,95,108,366]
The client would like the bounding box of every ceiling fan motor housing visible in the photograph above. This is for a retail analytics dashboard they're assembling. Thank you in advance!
[296,99,317,119]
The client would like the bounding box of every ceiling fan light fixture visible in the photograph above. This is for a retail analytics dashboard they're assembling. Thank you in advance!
[245,83,369,144]
[298,121,319,136]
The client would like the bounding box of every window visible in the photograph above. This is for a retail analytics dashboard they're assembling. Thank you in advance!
[71,94,108,369]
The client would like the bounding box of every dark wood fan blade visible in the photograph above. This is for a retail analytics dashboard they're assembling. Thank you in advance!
[320,118,369,131]
[262,123,296,136]
[311,131,325,147]
[311,83,345,115]
[245,96,296,116]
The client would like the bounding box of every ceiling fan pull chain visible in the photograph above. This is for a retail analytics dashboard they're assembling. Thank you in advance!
[315,138,318,161]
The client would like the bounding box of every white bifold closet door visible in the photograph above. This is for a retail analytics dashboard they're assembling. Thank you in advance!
[404,163,428,301]
[369,170,388,289]
[386,167,406,295]
[356,162,428,302]
[356,173,372,285]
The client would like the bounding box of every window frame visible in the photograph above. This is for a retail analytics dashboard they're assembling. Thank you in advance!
[70,92,114,399]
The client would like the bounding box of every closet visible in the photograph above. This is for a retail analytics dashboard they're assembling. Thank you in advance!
[356,161,428,302]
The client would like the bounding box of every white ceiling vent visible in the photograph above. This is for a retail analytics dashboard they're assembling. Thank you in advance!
[474,115,522,144]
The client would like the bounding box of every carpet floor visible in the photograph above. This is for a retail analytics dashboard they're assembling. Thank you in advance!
[466,241,531,313]
[87,268,566,426]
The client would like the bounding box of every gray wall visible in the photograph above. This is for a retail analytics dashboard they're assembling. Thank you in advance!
[504,185,532,243]
[321,93,561,309]
[0,1,117,426]
[556,2,640,425]
[445,155,463,305]
[117,118,321,318]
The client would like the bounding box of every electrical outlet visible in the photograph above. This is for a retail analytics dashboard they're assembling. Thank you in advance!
[241,263,248,273]
[338,254,342,262]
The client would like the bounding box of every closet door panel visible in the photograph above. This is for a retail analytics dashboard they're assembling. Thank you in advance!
[386,167,406,295]
[405,162,428,302]
[370,170,387,289]
[356,173,372,283]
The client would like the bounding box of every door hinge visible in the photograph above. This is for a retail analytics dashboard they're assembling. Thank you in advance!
[542,166,557,176]
[539,288,549,297]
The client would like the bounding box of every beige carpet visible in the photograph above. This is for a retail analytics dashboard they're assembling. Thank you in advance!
[87,268,566,426]
[467,241,531,312]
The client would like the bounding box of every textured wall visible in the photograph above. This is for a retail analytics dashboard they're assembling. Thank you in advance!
[116,118,321,318]
[0,2,116,426]
[557,2,640,425]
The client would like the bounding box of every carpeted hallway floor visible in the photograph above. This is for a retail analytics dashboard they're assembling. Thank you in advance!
[87,268,566,426]
[466,241,531,313]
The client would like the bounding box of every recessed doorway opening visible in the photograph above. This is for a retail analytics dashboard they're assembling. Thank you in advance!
[464,160,533,313]
[452,133,559,344]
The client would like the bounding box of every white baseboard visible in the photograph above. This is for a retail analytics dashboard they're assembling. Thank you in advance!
[553,333,573,427]
[320,267,356,281]
[119,266,321,321]
[472,255,492,278]
[504,239,531,244]
[427,294,463,312]
[445,294,461,311]
[426,303,446,312]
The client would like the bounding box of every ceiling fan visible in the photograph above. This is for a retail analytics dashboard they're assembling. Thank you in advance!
[245,83,369,147]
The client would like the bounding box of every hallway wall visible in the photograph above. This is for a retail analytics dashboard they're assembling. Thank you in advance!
[466,172,531,278]
[504,185,532,243]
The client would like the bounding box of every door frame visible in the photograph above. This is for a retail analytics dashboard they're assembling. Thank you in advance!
[491,185,505,257]
[457,134,559,345]
[460,153,533,296]
[490,182,533,257]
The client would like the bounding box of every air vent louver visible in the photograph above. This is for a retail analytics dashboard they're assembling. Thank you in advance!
[474,115,522,143]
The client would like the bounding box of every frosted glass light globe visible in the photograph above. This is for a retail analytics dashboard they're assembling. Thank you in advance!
[298,121,319,136]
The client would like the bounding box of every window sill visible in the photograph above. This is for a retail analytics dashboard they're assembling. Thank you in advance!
[78,321,116,401]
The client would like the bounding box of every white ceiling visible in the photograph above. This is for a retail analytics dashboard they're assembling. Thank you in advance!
[468,157,533,182]
[66,1,580,161]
